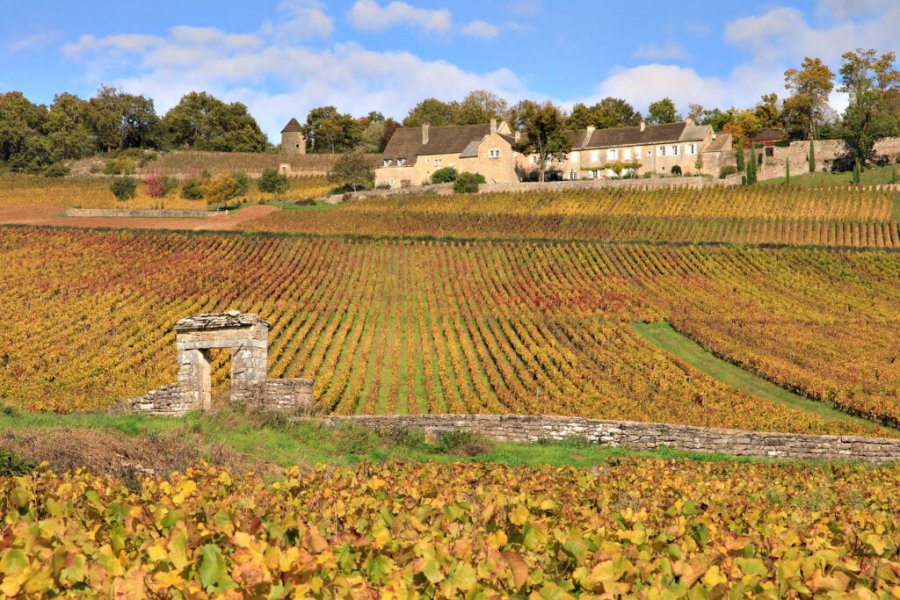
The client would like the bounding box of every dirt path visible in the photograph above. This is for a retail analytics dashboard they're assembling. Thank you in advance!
[0,204,280,231]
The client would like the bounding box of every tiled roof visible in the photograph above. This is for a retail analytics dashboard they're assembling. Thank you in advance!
[581,122,687,149]
[280,118,304,133]
[382,123,494,164]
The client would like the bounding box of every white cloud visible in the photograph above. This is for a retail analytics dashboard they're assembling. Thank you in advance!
[589,64,727,115]
[263,0,334,41]
[506,0,542,17]
[8,31,62,53]
[633,43,686,61]
[817,0,895,19]
[348,0,452,33]
[461,20,500,40]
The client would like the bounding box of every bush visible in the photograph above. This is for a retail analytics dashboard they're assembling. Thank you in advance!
[671,165,682,176]
[0,448,36,477]
[453,172,485,194]
[43,163,70,178]
[435,430,493,456]
[180,178,204,200]
[232,172,251,197]
[162,175,179,196]
[258,168,290,198]
[203,174,246,206]
[103,158,136,176]
[719,166,738,179]
[109,177,137,202]
[431,167,458,184]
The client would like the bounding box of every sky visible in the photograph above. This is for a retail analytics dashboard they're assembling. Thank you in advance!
[1,0,897,141]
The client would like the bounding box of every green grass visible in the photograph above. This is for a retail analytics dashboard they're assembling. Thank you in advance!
[0,407,862,471]
[268,200,339,211]
[760,163,899,186]
[632,322,890,432]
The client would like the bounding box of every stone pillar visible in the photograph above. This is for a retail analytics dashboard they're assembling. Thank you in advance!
[176,347,212,411]
[229,322,268,401]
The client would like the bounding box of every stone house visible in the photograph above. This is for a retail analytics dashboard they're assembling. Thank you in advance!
[376,120,520,188]
[535,119,732,180]
[281,118,306,155]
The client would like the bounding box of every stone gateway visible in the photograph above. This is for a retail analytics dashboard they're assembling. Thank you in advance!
[111,312,313,416]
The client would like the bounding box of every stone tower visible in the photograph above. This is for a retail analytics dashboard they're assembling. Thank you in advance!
[281,118,306,155]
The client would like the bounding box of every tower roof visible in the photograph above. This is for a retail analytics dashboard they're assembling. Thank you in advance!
[281,118,304,134]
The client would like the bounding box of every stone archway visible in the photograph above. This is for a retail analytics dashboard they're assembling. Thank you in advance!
[113,311,312,416]
[175,312,269,410]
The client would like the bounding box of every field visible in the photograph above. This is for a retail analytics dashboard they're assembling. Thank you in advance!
[1,227,897,436]
[0,174,332,212]
[249,186,900,247]
[2,458,897,597]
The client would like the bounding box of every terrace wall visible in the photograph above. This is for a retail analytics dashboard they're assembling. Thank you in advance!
[315,414,900,463]
[62,208,214,219]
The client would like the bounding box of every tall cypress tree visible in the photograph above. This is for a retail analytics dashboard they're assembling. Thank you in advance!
[746,144,757,185]
[808,139,815,173]
[785,159,790,184]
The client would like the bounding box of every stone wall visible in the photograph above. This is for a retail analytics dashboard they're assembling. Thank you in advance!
[109,384,192,417]
[315,414,900,463]
[62,208,213,219]
[756,137,900,182]
[233,379,314,411]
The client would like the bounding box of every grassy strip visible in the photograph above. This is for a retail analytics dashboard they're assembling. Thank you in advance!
[0,407,872,471]
[631,321,888,431]
[760,163,899,186]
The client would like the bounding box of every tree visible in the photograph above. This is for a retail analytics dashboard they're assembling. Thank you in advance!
[509,100,571,182]
[431,167,458,183]
[258,168,291,199]
[746,144,757,185]
[454,90,508,125]
[357,119,386,153]
[45,93,97,161]
[87,86,163,151]
[110,177,137,204]
[809,140,815,173]
[566,98,641,129]
[453,172,485,193]
[304,106,361,153]
[735,142,745,173]
[327,151,373,190]
[163,91,268,152]
[838,49,899,168]
[202,174,246,206]
[0,92,48,171]
[402,98,457,127]
[785,159,790,184]
[783,57,835,139]
[646,98,680,124]
[755,93,781,129]
[696,107,738,131]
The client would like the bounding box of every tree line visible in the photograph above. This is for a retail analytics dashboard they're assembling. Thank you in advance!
[1,48,896,177]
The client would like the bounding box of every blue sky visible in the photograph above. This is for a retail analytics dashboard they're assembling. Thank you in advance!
[2,0,897,141]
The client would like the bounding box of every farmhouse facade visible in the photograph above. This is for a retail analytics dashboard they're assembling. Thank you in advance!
[375,118,733,187]
[376,120,520,188]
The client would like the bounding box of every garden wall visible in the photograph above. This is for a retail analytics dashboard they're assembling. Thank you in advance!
[62,208,214,218]
[316,414,900,463]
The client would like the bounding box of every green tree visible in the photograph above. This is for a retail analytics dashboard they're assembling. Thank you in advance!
[509,100,571,182]
[402,98,457,127]
[45,93,97,161]
[327,151,374,190]
[305,106,362,153]
[431,167,458,183]
[785,159,790,184]
[258,168,290,199]
[783,57,835,140]
[87,86,163,151]
[755,93,782,129]
[567,98,641,129]
[646,98,680,124]
[839,49,899,169]
[809,140,815,173]
[110,177,137,203]
[0,92,48,170]
[453,90,508,125]
[735,142,745,172]
[746,144,757,185]
[163,91,267,152]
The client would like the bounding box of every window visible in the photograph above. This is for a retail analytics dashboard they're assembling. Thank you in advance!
[671,145,679,156]
[657,146,667,157]
[623,148,631,160]
[488,149,500,159]
[397,158,406,166]
[765,147,774,157]
[383,159,392,167]
[434,158,442,167]
[389,178,395,186]
[529,155,538,164]
[569,170,578,180]
[590,169,599,179]
[686,143,696,156]
[570,151,580,163]
[607,148,618,160]
[591,150,599,162]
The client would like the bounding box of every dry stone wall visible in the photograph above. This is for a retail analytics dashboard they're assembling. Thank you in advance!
[315,414,900,463]
[62,208,214,218]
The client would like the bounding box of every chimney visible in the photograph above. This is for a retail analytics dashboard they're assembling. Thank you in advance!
[490,118,497,134]
[422,123,430,145]
[514,131,521,143]
[639,121,646,132]
[584,125,595,147]
[685,117,694,127]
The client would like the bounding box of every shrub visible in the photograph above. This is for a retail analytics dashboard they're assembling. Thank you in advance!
[435,430,493,456]
[453,172,484,194]
[431,167,458,184]
[43,163,70,178]
[232,172,251,197]
[0,448,35,477]
[258,168,290,198]
[162,175,179,196]
[143,173,165,198]
[180,178,204,200]
[109,177,137,202]
[719,165,738,179]
[103,158,136,176]
[203,174,245,206]
[671,165,682,176]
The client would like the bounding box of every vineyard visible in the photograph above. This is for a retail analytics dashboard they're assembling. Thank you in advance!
[249,186,900,247]
[0,227,896,435]
[1,460,898,596]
